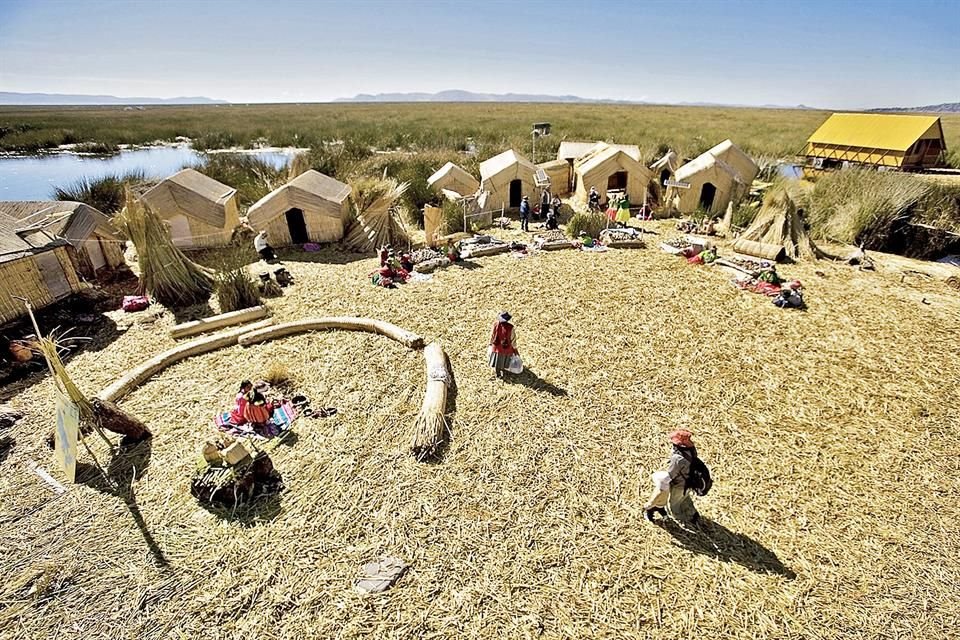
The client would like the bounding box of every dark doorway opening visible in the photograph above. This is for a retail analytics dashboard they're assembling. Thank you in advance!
[607,171,628,191]
[285,208,309,244]
[509,180,522,208]
[660,169,671,186]
[698,183,717,211]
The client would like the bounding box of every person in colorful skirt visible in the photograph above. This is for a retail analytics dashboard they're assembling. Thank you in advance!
[488,311,518,378]
[229,380,254,425]
[616,193,631,227]
[644,429,701,524]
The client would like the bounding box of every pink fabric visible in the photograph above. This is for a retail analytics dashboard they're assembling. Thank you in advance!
[669,430,694,447]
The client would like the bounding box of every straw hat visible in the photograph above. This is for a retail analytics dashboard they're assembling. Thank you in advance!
[669,429,694,447]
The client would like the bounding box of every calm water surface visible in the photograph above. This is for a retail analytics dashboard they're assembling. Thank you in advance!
[0,146,298,201]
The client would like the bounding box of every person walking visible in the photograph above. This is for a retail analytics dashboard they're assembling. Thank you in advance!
[519,196,531,232]
[488,311,519,378]
[644,429,702,524]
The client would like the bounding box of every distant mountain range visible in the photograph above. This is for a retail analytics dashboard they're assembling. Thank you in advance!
[334,90,640,104]
[869,102,960,114]
[0,92,228,105]
[334,90,817,109]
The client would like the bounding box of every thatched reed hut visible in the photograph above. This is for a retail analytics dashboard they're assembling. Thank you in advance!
[427,162,479,199]
[139,169,240,248]
[479,150,537,209]
[0,211,85,325]
[537,159,572,196]
[667,140,759,215]
[573,143,652,204]
[732,184,825,261]
[0,201,125,280]
[247,170,352,245]
[648,151,683,206]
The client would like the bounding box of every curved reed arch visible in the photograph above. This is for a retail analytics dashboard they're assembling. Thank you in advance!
[98,317,451,460]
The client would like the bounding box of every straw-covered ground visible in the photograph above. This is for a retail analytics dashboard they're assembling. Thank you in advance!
[1,222,959,639]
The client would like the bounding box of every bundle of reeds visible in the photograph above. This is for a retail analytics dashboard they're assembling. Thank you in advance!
[411,342,451,461]
[734,182,826,261]
[215,268,262,313]
[343,177,411,253]
[114,192,214,308]
[566,211,608,239]
[36,336,150,448]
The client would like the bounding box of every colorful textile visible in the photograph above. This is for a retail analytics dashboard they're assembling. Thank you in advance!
[122,295,150,312]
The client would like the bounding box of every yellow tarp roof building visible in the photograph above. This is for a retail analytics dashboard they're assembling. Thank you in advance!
[804,113,946,170]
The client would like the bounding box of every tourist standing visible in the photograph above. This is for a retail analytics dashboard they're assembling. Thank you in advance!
[519,196,531,231]
[540,190,551,222]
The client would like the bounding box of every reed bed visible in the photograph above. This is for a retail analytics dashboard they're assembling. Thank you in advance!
[1,221,959,639]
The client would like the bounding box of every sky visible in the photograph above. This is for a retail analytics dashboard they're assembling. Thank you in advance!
[0,0,958,109]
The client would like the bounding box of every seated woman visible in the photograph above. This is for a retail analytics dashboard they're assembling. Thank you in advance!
[243,390,273,426]
[229,380,254,425]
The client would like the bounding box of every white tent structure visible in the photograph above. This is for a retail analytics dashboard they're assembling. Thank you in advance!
[573,143,652,204]
[139,169,240,248]
[247,170,352,245]
[667,140,759,215]
[427,162,479,198]
[479,150,538,209]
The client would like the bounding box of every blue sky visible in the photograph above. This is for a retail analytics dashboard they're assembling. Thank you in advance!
[0,0,957,108]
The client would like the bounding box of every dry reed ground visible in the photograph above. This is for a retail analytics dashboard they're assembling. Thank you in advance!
[1,221,959,639]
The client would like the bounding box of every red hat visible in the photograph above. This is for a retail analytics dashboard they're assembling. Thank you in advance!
[669,429,694,447]
[789,280,803,290]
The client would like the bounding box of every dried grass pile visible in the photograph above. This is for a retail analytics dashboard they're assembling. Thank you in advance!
[114,193,214,308]
[566,211,608,238]
[214,268,262,313]
[343,177,411,253]
[734,182,826,260]
[2,226,960,639]
[411,342,451,461]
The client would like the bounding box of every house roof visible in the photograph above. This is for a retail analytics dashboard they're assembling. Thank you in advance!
[650,151,681,173]
[0,208,71,264]
[675,140,758,184]
[479,149,536,181]
[140,168,236,228]
[427,162,477,188]
[806,113,943,153]
[558,141,641,162]
[0,201,114,242]
[557,141,598,161]
[247,170,351,228]
[576,145,647,177]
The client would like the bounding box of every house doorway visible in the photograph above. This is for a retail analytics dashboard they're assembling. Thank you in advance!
[509,179,522,208]
[607,171,628,191]
[285,208,309,244]
[660,169,671,187]
[698,182,717,211]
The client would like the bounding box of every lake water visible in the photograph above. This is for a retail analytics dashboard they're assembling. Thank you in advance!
[0,146,299,201]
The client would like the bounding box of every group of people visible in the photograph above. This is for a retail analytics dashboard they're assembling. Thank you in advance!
[587,187,654,225]
[519,191,562,232]
[487,311,709,526]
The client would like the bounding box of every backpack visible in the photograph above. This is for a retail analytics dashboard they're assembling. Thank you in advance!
[686,456,713,496]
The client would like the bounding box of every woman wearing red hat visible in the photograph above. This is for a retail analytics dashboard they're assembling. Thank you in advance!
[644,429,701,524]
[488,311,519,378]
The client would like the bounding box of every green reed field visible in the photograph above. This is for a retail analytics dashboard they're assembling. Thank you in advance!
[4,103,958,166]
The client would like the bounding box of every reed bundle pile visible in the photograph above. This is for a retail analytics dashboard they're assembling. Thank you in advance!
[411,342,451,461]
[343,177,411,253]
[114,192,214,307]
[36,337,150,448]
[733,183,826,261]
